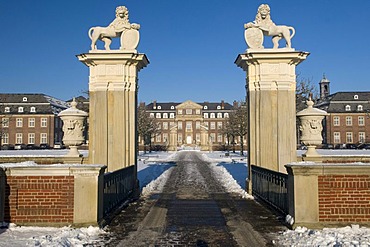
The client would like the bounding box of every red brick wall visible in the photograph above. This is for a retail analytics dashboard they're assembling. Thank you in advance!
[4,176,74,224]
[318,175,370,222]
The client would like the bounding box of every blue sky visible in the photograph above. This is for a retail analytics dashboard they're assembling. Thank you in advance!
[0,1,369,104]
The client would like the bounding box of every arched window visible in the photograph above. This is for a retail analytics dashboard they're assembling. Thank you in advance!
[357,105,363,111]
[4,107,10,113]
[217,113,222,118]
[163,113,168,118]
[224,113,229,118]
[157,106,162,109]
[204,106,208,110]
[170,113,175,118]
[156,113,161,118]
[217,106,221,109]
[150,113,154,118]
[345,105,351,111]
[22,97,28,102]
[354,95,359,100]
[210,113,215,118]
[30,107,36,113]
[18,107,24,113]
[171,106,174,109]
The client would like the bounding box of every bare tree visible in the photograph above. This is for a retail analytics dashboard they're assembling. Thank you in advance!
[224,101,248,155]
[296,76,318,112]
[0,95,11,149]
[137,103,161,153]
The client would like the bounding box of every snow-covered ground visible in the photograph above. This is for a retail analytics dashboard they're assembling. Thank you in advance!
[1,150,370,246]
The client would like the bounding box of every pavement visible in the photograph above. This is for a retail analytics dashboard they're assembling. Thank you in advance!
[105,151,287,246]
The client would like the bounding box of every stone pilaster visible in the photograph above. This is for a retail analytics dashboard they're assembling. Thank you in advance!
[77,51,149,172]
[235,49,309,172]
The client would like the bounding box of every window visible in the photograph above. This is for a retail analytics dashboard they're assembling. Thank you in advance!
[186,121,192,130]
[196,121,200,130]
[224,113,229,118]
[346,132,353,143]
[170,122,175,128]
[204,106,208,110]
[186,109,192,115]
[156,113,161,119]
[150,113,154,118]
[204,122,209,127]
[178,121,182,130]
[4,107,10,113]
[217,133,223,143]
[359,132,366,143]
[171,106,175,110]
[28,133,35,144]
[16,118,23,127]
[40,133,47,144]
[209,133,215,142]
[157,106,161,110]
[170,113,175,118]
[217,106,221,110]
[217,122,223,129]
[163,122,168,130]
[163,113,168,118]
[357,105,363,111]
[2,118,9,128]
[163,133,168,143]
[345,105,351,111]
[333,116,340,126]
[29,118,35,127]
[22,97,28,102]
[334,132,340,143]
[2,133,9,144]
[30,107,36,113]
[196,133,200,142]
[41,118,47,127]
[16,133,22,144]
[18,107,24,113]
[157,122,161,130]
[178,109,183,115]
[217,113,222,118]
[196,109,201,115]
[203,113,209,118]
[210,113,215,118]
[358,116,365,126]
[210,122,215,130]
[156,134,161,142]
[354,95,359,100]
[178,133,182,143]
[346,116,352,126]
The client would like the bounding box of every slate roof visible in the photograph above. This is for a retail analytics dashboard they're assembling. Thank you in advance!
[316,92,370,113]
[145,101,234,111]
[0,93,68,115]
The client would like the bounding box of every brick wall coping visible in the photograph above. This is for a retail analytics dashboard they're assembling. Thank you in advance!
[286,162,370,176]
[0,164,106,176]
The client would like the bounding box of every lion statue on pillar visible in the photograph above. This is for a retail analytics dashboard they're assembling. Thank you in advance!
[244,4,295,49]
[88,6,140,51]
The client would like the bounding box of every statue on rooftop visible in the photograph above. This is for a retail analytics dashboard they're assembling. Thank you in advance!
[89,6,140,51]
[244,4,295,49]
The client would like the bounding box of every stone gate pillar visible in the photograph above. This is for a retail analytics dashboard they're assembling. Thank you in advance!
[78,52,149,172]
[235,50,308,173]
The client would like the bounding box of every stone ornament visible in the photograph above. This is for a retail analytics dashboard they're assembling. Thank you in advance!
[58,98,89,157]
[297,96,328,157]
[89,6,140,51]
[244,4,295,49]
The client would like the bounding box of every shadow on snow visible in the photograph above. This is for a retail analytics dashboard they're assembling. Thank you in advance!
[137,162,175,191]
[217,162,248,190]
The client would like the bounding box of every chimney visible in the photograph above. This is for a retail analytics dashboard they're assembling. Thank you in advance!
[153,100,157,109]
[221,100,225,109]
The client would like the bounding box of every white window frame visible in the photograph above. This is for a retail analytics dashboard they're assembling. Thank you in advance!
[41,118,47,127]
[2,118,9,128]
[210,122,216,130]
[4,107,10,113]
[2,133,9,144]
[196,121,200,130]
[163,122,168,130]
[217,122,223,129]
[16,133,23,144]
[334,132,340,143]
[18,107,24,113]
[16,118,23,127]
[156,113,161,119]
[333,116,340,126]
[186,121,192,130]
[178,121,182,130]
[217,133,223,143]
[224,113,229,118]
[156,134,161,142]
[40,133,47,144]
[346,132,353,143]
[22,97,28,102]
[195,109,201,115]
[150,113,154,118]
[30,107,36,113]
[210,113,215,118]
[358,116,365,126]
[203,113,209,118]
[346,116,352,126]
[345,105,351,111]
[359,132,366,143]
[170,113,175,118]
[186,109,192,115]
[217,113,222,118]
[163,113,168,118]
[178,109,183,115]
[28,133,35,144]
[29,118,35,127]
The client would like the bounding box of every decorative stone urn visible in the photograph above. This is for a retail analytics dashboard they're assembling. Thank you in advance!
[58,98,88,157]
[297,97,328,157]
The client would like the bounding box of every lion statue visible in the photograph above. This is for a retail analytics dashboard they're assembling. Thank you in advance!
[245,4,295,49]
[88,6,140,50]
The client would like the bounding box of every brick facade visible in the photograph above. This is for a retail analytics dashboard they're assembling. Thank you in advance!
[318,174,370,222]
[4,175,74,224]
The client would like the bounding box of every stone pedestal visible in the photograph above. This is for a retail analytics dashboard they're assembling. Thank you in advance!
[77,51,149,172]
[235,49,309,173]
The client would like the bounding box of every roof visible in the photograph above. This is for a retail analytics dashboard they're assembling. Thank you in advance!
[0,93,68,115]
[316,91,370,113]
[145,100,234,111]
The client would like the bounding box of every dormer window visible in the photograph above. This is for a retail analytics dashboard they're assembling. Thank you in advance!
[18,107,24,113]
[22,97,28,102]
[217,106,221,110]
[150,113,154,118]
[354,95,359,100]
[4,107,10,113]
[171,106,174,110]
[357,105,363,111]
[204,106,208,110]
[157,106,161,110]
[345,105,351,111]
[30,107,36,113]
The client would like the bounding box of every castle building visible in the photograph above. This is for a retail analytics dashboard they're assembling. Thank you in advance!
[316,77,370,146]
[142,100,243,151]
[0,94,68,149]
